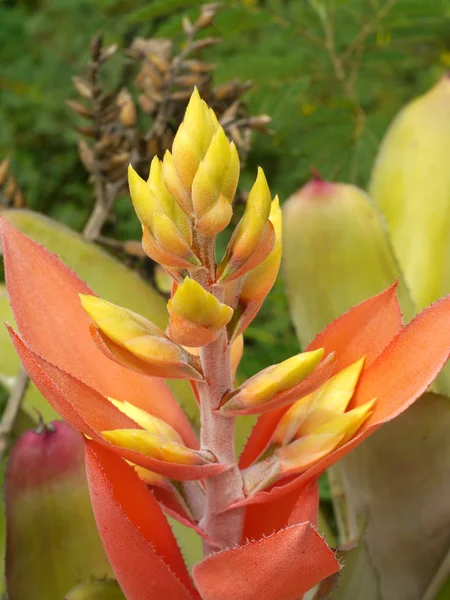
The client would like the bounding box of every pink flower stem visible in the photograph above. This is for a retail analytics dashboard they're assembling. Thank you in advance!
[193,236,245,552]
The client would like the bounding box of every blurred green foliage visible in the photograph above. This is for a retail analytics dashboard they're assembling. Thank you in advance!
[1,0,450,378]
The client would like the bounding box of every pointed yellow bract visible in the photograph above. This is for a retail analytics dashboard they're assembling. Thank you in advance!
[192,126,240,236]
[79,294,202,379]
[273,356,366,445]
[132,464,167,487]
[162,150,193,215]
[128,165,199,268]
[240,196,282,303]
[108,398,184,444]
[218,167,274,281]
[229,197,282,339]
[172,87,217,191]
[102,429,207,465]
[220,349,324,413]
[170,278,233,331]
[147,157,192,244]
[278,399,376,474]
[167,278,233,347]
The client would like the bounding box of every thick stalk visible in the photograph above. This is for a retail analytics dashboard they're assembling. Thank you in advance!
[192,235,245,550]
[197,328,245,551]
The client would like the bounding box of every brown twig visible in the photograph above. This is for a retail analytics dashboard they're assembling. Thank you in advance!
[144,11,220,142]
[72,5,270,245]
[80,34,133,242]
[0,368,30,462]
[83,178,125,242]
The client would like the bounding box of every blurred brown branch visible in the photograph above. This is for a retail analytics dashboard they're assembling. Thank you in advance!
[69,3,271,246]
[0,368,29,462]
[0,158,26,210]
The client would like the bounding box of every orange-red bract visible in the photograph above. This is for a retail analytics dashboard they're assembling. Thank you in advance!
[192,521,337,600]
[85,440,200,600]
[0,219,195,445]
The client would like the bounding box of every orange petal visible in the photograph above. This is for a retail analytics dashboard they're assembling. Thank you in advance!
[239,354,336,468]
[307,282,402,370]
[0,219,197,447]
[85,440,199,600]
[9,329,226,481]
[242,479,319,542]
[348,295,450,424]
[192,522,339,600]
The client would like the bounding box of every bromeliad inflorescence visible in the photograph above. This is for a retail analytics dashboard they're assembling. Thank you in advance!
[5,89,450,600]
[76,88,374,545]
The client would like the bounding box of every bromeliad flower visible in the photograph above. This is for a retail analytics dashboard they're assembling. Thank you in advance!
[3,89,450,600]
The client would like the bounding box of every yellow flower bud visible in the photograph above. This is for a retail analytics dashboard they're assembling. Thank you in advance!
[230,334,244,380]
[279,399,376,474]
[102,429,211,465]
[171,88,217,191]
[220,349,324,414]
[79,294,202,380]
[167,278,233,347]
[273,357,366,446]
[128,165,199,269]
[218,167,274,282]
[132,463,167,487]
[147,156,192,244]
[108,398,184,443]
[192,127,240,236]
[162,150,193,216]
[228,197,282,339]
[242,396,375,497]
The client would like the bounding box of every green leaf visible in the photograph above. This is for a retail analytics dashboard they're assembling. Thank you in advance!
[65,579,125,600]
[327,540,380,600]
[168,517,203,570]
[282,180,415,348]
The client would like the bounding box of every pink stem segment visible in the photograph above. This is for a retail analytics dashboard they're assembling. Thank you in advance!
[196,297,245,551]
